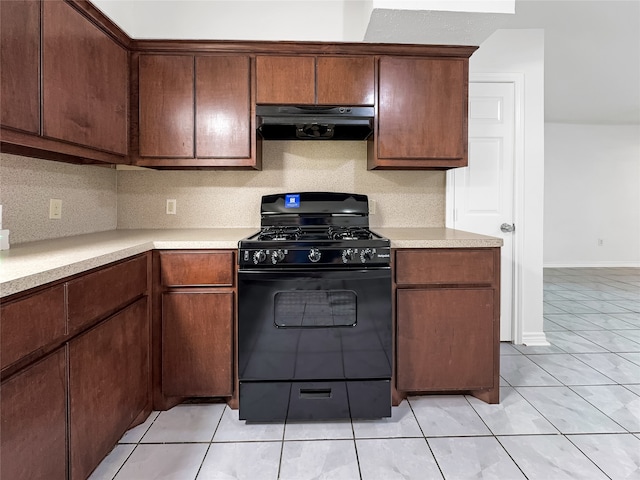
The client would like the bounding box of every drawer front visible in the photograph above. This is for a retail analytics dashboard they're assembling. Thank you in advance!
[240,380,390,421]
[160,251,234,287]
[67,255,148,332]
[395,248,496,286]
[1,285,66,370]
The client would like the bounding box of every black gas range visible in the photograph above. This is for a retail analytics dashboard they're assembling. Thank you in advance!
[238,192,390,269]
[237,192,392,422]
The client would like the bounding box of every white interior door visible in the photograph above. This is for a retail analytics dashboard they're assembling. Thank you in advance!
[449,81,516,341]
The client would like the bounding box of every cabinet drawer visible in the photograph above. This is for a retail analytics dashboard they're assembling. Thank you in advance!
[160,251,234,287]
[1,285,66,370]
[395,249,496,286]
[67,255,148,332]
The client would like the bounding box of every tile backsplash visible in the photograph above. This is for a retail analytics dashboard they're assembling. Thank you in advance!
[1,142,445,244]
[0,153,117,244]
[117,141,446,229]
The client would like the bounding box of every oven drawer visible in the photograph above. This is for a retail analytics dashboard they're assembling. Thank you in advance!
[239,380,390,421]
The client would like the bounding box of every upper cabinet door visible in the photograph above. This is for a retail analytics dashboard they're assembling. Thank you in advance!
[0,0,40,134]
[42,0,128,155]
[317,56,374,106]
[374,56,467,168]
[256,56,315,105]
[256,55,374,106]
[196,56,251,159]
[138,55,195,158]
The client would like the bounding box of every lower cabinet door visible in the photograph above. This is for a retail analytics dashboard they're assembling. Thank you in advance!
[397,288,494,391]
[69,298,149,480]
[1,348,67,480]
[162,290,233,397]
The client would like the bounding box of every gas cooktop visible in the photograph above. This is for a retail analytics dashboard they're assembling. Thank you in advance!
[238,192,390,268]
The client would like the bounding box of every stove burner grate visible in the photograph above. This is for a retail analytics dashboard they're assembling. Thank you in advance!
[328,226,372,241]
[258,226,302,241]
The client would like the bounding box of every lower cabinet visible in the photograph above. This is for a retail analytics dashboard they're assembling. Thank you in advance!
[69,297,149,480]
[162,291,233,396]
[397,288,494,391]
[1,348,67,480]
[154,250,236,407]
[0,253,151,480]
[394,248,500,403]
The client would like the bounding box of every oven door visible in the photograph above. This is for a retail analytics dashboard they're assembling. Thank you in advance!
[238,268,391,382]
[238,267,392,420]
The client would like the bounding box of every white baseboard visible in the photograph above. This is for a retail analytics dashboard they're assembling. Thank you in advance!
[544,261,640,268]
[520,332,550,346]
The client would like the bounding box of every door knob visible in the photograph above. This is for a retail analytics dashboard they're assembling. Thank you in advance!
[500,223,515,233]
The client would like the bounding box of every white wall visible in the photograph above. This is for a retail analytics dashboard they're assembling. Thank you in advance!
[92,0,513,41]
[91,0,370,41]
[466,29,546,345]
[544,123,640,267]
[372,0,514,13]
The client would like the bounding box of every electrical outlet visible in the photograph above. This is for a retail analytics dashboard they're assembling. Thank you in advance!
[166,199,177,215]
[597,238,604,246]
[369,199,377,214]
[49,199,62,219]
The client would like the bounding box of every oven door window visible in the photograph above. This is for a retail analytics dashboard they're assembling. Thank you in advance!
[274,290,356,327]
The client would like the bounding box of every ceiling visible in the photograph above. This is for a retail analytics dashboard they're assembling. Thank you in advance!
[91,0,640,125]
[500,0,639,125]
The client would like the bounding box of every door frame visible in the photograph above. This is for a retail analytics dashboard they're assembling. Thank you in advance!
[446,73,526,343]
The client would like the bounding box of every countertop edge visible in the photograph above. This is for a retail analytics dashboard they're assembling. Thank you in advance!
[1,228,502,298]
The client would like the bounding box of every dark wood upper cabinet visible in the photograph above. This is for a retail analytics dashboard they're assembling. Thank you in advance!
[1,12,474,171]
[370,56,469,169]
[256,56,315,105]
[196,56,251,159]
[317,56,374,106]
[134,53,257,168]
[42,0,128,155]
[138,54,195,158]
[0,0,40,134]
[256,55,374,106]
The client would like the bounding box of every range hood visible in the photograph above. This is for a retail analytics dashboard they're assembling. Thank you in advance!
[256,105,374,140]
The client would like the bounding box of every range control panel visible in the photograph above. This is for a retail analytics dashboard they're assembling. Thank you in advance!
[239,247,391,268]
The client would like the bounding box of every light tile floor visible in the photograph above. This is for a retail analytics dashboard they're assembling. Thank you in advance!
[90,267,640,480]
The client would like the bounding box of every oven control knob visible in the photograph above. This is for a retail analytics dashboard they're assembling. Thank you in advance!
[271,249,285,264]
[342,248,354,263]
[360,248,375,263]
[253,250,267,264]
[308,248,322,263]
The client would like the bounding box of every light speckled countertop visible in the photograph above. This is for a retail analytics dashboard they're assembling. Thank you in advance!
[373,228,503,249]
[0,228,501,298]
